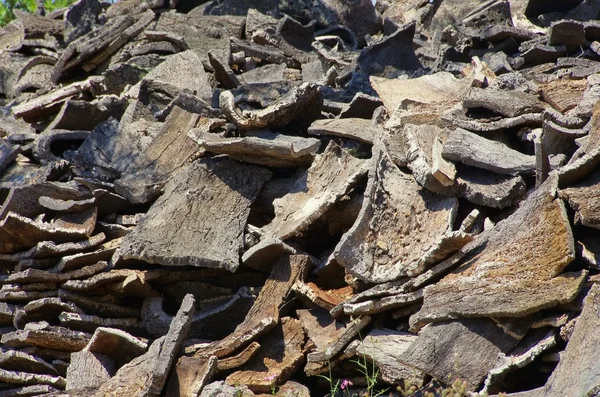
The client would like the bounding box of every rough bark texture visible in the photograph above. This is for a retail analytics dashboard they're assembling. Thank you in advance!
[334,145,460,282]
[411,177,581,329]
[264,141,368,240]
[225,317,305,393]
[193,255,308,359]
[399,318,522,391]
[120,157,271,270]
[442,128,536,176]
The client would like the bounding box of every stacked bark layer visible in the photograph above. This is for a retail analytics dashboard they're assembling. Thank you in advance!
[1,0,600,396]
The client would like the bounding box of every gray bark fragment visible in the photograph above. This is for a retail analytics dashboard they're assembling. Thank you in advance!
[334,145,460,282]
[442,128,536,175]
[264,141,368,240]
[463,87,544,117]
[188,128,320,167]
[120,157,270,270]
[399,318,522,391]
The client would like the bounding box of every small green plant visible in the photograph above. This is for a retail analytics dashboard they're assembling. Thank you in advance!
[318,360,341,396]
[265,374,277,395]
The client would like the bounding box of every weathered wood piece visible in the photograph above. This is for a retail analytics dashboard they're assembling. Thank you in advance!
[93,295,195,397]
[216,342,260,371]
[263,141,368,240]
[528,284,600,396]
[539,78,587,113]
[410,178,583,330]
[0,349,58,375]
[334,145,461,283]
[225,317,306,393]
[114,106,203,204]
[66,350,114,390]
[1,328,90,352]
[188,128,320,167]
[399,318,522,391]
[125,50,212,104]
[120,157,270,270]
[462,87,544,117]
[442,128,536,176]
[355,328,424,386]
[292,281,351,311]
[297,308,370,363]
[166,355,217,397]
[11,76,104,120]
[51,14,135,81]
[220,82,322,130]
[560,168,600,230]
[0,368,66,389]
[85,326,147,368]
[371,72,470,114]
[193,255,308,359]
[0,208,97,254]
[308,118,377,144]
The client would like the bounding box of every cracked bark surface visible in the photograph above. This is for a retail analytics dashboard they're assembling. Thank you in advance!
[120,157,271,270]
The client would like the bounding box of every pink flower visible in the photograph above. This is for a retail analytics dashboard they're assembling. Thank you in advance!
[265,375,276,382]
[340,379,353,390]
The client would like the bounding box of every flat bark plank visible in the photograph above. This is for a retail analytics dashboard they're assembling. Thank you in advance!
[308,118,377,144]
[193,255,308,359]
[399,318,522,391]
[263,141,368,240]
[442,128,536,176]
[225,317,305,394]
[125,50,212,103]
[66,350,114,390]
[334,145,462,283]
[1,328,90,352]
[454,164,527,209]
[188,128,320,167]
[539,78,587,113]
[0,209,97,254]
[410,177,582,329]
[120,157,271,270]
[0,368,65,389]
[371,72,470,114]
[462,87,544,117]
[114,106,204,204]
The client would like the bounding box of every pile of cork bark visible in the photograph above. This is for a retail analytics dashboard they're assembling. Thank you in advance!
[1,0,600,395]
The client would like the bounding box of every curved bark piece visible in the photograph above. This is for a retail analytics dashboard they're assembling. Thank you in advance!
[264,141,368,240]
[220,82,322,130]
[334,145,460,283]
[188,128,320,167]
[442,128,536,176]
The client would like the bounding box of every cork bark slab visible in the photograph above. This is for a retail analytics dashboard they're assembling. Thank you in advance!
[334,145,459,283]
[411,177,582,329]
[120,157,271,271]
